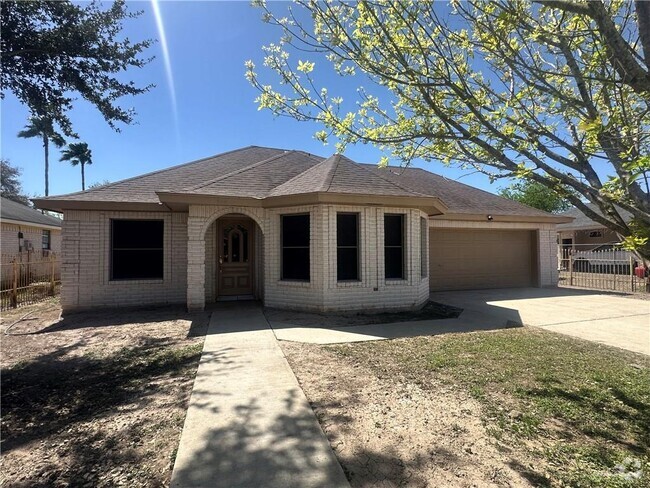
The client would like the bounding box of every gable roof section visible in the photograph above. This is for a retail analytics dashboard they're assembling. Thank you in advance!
[186,150,323,198]
[36,146,286,204]
[269,155,428,198]
[33,145,569,221]
[361,165,557,218]
[1,197,62,228]
[556,203,633,230]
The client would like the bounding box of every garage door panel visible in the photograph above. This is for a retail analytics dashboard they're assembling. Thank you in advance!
[429,229,535,291]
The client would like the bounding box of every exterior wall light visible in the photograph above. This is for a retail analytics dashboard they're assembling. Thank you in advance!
[487,215,493,221]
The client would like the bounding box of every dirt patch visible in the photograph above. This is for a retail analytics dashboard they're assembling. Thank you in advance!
[265,300,462,328]
[281,340,536,487]
[1,299,209,488]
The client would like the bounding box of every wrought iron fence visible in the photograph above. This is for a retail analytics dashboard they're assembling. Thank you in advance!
[0,251,60,310]
[557,244,648,293]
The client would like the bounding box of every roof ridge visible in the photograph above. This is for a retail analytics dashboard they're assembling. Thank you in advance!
[354,159,429,197]
[183,150,293,192]
[323,154,341,193]
[36,145,274,201]
[267,153,334,195]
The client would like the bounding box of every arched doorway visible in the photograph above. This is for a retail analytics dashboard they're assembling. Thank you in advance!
[217,217,254,297]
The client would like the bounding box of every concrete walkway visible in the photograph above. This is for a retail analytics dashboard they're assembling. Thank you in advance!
[273,288,649,355]
[431,288,650,356]
[170,302,349,488]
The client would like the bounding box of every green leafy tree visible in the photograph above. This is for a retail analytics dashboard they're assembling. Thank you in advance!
[1,159,30,206]
[499,181,571,213]
[247,0,650,257]
[60,142,93,191]
[88,180,111,190]
[17,116,65,197]
[1,0,153,136]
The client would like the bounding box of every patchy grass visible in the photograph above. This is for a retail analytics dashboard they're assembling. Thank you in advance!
[329,328,650,487]
[1,304,208,488]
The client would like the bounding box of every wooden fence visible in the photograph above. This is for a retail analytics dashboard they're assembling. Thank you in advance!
[0,251,60,311]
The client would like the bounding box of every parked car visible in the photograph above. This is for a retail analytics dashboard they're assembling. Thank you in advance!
[572,243,637,273]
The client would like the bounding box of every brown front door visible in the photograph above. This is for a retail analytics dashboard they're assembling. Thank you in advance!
[217,219,253,296]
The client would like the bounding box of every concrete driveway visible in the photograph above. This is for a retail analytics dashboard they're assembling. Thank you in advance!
[430,288,650,356]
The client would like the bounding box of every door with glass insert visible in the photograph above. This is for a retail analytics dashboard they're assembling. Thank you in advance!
[217,219,253,296]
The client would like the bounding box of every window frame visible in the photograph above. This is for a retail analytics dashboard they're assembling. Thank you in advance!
[42,229,51,251]
[336,212,361,282]
[280,213,311,282]
[110,219,164,281]
[384,213,406,280]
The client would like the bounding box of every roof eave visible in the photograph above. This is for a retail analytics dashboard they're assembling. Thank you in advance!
[32,198,168,213]
[156,191,447,215]
[0,217,62,230]
[264,192,447,214]
[431,212,574,224]
[155,192,264,211]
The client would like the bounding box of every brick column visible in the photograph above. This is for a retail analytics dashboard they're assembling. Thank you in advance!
[537,229,558,287]
[60,220,80,310]
[187,215,207,311]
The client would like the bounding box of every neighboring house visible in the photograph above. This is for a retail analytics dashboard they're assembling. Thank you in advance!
[1,197,62,256]
[33,146,570,313]
[556,203,632,251]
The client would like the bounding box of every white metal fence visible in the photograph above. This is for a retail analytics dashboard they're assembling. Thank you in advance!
[558,244,648,293]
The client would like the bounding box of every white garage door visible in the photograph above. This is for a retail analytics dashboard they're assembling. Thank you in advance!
[429,229,536,291]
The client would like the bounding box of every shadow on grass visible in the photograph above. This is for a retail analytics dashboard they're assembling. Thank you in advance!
[36,305,209,338]
[1,338,204,456]
[521,385,650,453]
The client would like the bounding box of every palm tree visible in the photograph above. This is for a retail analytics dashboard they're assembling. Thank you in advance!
[17,116,65,196]
[60,142,93,190]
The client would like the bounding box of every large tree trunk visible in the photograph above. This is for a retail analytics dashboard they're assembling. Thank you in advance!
[81,162,85,191]
[43,134,49,197]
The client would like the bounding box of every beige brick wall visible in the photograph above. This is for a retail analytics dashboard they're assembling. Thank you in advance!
[186,204,430,312]
[60,210,187,311]
[59,206,559,313]
[1,222,61,256]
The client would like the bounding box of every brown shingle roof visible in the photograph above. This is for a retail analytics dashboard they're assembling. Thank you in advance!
[188,150,323,198]
[556,203,632,230]
[361,165,555,217]
[39,146,286,203]
[269,155,427,197]
[1,197,62,227]
[35,145,560,219]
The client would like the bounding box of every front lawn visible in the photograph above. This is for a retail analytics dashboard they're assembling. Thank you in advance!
[282,327,650,487]
[0,301,209,488]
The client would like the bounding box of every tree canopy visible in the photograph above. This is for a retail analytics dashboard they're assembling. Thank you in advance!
[499,180,571,213]
[1,0,153,136]
[60,142,93,191]
[247,0,650,257]
[17,116,65,197]
[1,159,30,206]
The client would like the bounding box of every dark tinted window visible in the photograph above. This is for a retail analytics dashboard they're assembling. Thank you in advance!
[337,213,359,281]
[281,214,310,280]
[111,220,164,280]
[384,214,404,279]
[42,230,51,250]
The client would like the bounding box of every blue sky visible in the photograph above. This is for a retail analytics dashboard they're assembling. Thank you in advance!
[2,1,501,199]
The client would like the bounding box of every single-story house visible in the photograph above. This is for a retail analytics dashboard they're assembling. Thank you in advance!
[33,146,571,313]
[557,203,632,251]
[1,197,62,256]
